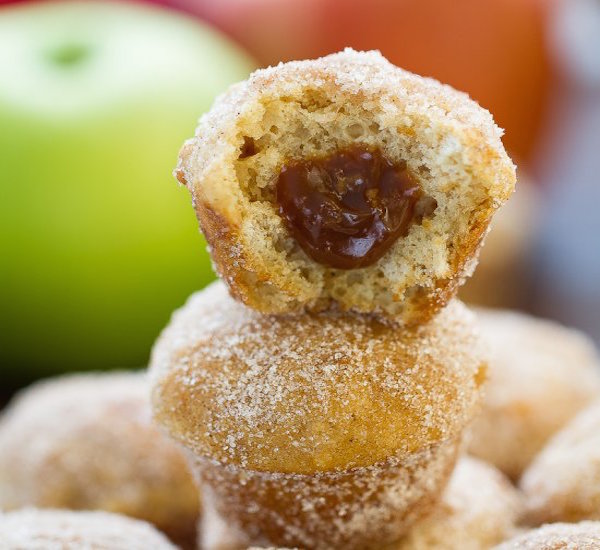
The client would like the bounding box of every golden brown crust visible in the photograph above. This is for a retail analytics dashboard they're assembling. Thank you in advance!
[196,438,459,550]
[460,176,539,307]
[150,282,486,474]
[150,282,486,549]
[0,372,199,546]
[176,49,515,321]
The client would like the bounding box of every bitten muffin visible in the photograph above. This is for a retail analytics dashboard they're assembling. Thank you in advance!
[0,372,199,546]
[0,508,177,550]
[175,48,515,322]
[391,456,522,550]
[493,522,600,550]
[150,282,486,549]
[467,309,600,480]
[521,399,600,526]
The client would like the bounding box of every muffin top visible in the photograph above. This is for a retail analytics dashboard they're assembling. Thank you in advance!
[150,282,486,474]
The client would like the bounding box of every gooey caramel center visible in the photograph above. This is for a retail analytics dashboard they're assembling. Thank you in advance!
[276,146,425,269]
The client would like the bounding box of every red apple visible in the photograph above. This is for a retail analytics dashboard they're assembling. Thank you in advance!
[170,0,554,163]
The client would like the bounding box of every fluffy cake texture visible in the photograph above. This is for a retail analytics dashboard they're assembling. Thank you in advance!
[150,281,486,548]
[0,508,177,550]
[493,522,600,550]
[391,456,522,550]
[467,309,600,479]
[175,48,515,322]
[521,399,600,526]
[0,372,199,545]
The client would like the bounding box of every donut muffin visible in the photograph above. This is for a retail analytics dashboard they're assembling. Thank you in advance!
[0,508,177,550]
[0,372,199,546]
[467,309,600,480]
[391,457,522,550]
[150,282,486,549]
[175,48,515,322]
[521,399,600,526]
[493,522,600,550]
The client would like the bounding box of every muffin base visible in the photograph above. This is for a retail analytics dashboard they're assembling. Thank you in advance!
[193,436,460,550]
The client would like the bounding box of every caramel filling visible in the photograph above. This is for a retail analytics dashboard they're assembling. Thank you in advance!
[276,146,428,269]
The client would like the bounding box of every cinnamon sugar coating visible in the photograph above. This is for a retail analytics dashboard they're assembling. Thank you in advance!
[521,399,600,526]
[391,456,523,550]
[150,282,486,473]
[0,372,199,546]
[150,282,486,548]
[196,438,458,549]
[468,309,600,480]
[175,48,515,322]
[493,522,600,550]
[0,508,177,550]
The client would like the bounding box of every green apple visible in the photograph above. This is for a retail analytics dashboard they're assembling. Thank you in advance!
[0,1,254,380]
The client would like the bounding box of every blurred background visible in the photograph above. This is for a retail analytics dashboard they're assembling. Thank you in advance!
[1,0,599,400]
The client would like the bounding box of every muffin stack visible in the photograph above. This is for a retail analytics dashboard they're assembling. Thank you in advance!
[5,49,600,550]
[149,49,516,549]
